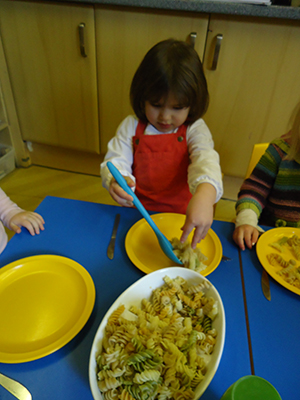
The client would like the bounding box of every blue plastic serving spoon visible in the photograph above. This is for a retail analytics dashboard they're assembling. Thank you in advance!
[107,161,182,265]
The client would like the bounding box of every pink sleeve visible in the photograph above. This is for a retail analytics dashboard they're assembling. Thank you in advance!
[0,188,23,229]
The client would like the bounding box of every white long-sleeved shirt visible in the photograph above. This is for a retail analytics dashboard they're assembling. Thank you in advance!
[0,188,23,254]
[101,115,223,202]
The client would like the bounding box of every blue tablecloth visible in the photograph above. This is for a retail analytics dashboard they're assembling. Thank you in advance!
[0,196,251,399]
[240,243,300,400]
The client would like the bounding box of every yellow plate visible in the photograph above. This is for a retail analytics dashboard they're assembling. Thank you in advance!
[125,213,223,276]
[0,255,96,363]
[256,227,300,296]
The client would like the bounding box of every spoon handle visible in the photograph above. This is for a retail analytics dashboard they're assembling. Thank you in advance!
[107,161,182,265]
[107,162,158,232]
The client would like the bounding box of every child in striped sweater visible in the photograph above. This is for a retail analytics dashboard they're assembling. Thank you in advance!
[233,106,300,250]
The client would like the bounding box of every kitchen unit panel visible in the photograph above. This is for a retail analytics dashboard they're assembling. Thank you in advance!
[0,0,99,153]
[203,15,300,177]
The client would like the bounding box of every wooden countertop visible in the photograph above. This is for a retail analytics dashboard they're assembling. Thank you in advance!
[51,0,300,20]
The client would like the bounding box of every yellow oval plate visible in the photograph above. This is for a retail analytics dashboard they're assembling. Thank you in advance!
[125,213,223,276]
[0,255,96,363]
[256,227,300,296]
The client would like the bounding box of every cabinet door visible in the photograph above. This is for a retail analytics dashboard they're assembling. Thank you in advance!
[0,1,99,153]
[95,6,209,152]
[203,15,300,177]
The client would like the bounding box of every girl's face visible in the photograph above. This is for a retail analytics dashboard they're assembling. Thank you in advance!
[145,93,190,133]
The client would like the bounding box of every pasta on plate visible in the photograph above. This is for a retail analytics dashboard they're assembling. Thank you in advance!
[95,275,219,400]
[170,238,208,273]
[267,234,300,289]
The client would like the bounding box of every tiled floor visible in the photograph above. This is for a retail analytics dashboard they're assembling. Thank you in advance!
[0,165,243,239]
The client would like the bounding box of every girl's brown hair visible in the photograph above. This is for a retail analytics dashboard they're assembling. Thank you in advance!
[130,39,209,124]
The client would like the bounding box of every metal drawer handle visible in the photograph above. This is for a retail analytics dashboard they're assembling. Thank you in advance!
[211,33,223,70]
[78,23,87,57]
[189,32,197,48]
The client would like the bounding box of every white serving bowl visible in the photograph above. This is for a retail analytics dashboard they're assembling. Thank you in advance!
[89,267,225,400]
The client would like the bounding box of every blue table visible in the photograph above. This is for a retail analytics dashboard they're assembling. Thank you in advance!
[240,241,300,400]
[0,196,251,399]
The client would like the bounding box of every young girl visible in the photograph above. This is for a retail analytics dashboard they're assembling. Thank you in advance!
[233,105,300,251]
[0,188,45,254]
[101,39,223,248]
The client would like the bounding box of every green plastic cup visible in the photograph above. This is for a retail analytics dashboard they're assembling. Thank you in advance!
[221,375,282,400]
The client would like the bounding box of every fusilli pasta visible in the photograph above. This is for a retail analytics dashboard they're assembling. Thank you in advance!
[95,276,219,400]
[170,238,208,273]
[266,233,300,289]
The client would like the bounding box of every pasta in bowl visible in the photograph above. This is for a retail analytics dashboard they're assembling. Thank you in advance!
[89,267,225,400]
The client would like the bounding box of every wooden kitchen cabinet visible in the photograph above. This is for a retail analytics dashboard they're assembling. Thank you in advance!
[0,1,209,172]
[95,5,209,152]
[0,0,99,154]
[1,0,300,179]
[203,15,300,177]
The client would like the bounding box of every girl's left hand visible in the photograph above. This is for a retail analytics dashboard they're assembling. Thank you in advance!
[180,183,216,248]
[9,211,45,235]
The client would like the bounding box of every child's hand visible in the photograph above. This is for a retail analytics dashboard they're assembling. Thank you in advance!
[233,224,259,251]
[109,177,135,207]
[9,211,45,235]
[180,184,215,249]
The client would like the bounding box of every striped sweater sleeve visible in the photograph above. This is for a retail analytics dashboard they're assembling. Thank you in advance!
[235,143,281,218]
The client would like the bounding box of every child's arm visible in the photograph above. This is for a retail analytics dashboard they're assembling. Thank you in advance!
[181,120,222,248]
[8,211,45,235]
[180,183,216,248]
[233,208,263,250]
[0,188,45,235]
[101,116,136,192]
[187,119,223,204]
[233,142,279,250]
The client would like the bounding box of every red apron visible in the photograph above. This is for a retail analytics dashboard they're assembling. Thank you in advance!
[132,121,192,214]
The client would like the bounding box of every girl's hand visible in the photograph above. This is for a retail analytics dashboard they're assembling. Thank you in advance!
[9,211,45,235]
[109,177,135,207]
[233,224,259,251]
[180,183,216,249]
